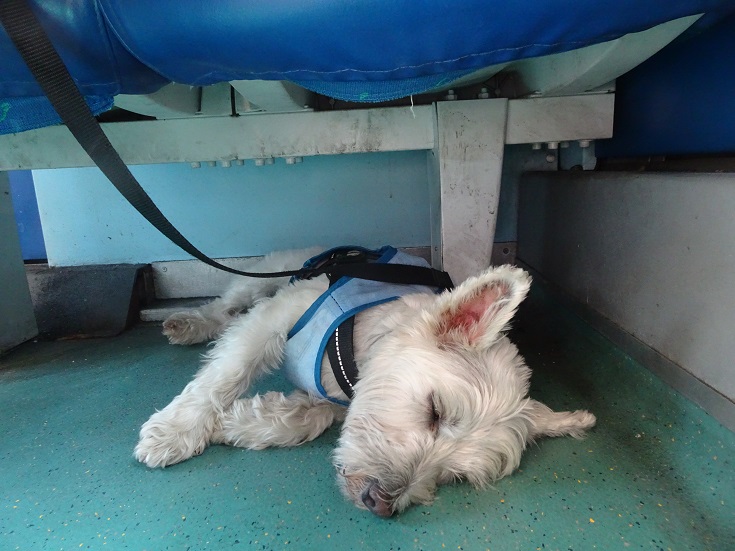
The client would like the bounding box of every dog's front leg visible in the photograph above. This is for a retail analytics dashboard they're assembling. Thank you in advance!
[524,399,596,441]
[135,283,323,468]
[212,391,345,450]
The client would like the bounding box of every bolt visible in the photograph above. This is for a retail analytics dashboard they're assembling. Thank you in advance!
[254,158,265,166]
[190,162,201,169]
[207,161,217,167]
[579,139,592,148]
[264,157,275,165]
[478,87,490,99]
[546,154,556,163]
[531,143,542,150]
[444,89,458,101]
[235,159,245,166]
[560,141,570,149]
[547,142,559,150]
[220,160,231,168]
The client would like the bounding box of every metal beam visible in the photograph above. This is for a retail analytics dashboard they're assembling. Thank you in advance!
[0,105,436,169]
[0,95,614,170]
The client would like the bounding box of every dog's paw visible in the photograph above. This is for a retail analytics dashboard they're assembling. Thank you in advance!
[134,411,212,468]
[162,312,210,345]
[569,410,597,437]
[579,410,596,427]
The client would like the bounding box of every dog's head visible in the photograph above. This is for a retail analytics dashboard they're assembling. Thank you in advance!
[333,265,538,517]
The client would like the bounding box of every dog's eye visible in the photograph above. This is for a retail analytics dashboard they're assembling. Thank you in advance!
[429,393,442,433]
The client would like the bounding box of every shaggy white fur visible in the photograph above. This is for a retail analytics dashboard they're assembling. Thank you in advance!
[136,248,596,517]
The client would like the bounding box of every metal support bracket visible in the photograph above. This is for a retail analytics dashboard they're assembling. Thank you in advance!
[429,99,508,283]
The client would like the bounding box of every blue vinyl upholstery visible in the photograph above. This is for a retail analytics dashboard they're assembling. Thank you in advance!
[1,0,734,132]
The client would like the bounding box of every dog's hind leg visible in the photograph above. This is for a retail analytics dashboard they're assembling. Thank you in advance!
[136,281,325,468]
[212,391,345,450]
[163,247,323,345]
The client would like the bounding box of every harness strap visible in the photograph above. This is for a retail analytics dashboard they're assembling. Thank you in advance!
[326,262,453,290]
[325,317,358,399]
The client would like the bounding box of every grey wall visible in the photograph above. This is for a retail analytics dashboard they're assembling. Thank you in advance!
[518,171,735,413]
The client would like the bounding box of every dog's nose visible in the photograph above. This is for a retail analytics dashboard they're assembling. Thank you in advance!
[361,481,394,518]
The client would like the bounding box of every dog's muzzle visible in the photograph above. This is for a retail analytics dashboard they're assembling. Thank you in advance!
[361,480,394,518]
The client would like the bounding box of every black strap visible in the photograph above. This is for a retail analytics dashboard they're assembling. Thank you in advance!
[326,262,453,290]
[0,0,454,289]
[325,317,359,399]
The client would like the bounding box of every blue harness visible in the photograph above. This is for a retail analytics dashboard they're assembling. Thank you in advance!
[283,246,443,405]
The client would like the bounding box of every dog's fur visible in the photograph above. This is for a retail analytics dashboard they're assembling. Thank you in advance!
[135,248,595,517]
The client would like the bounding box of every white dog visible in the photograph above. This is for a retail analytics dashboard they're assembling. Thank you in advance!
[135,247,595,517]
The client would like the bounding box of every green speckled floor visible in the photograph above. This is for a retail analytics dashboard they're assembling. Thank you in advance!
[1,288,733,551]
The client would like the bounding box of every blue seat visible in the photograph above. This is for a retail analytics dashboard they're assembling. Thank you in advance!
[1,0,733,133]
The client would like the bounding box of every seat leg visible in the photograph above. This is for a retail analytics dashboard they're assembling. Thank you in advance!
[428,99,508,283]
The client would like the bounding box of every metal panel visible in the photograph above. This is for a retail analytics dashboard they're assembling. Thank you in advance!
[522,264,735,432]
[495,144,558,243]
[513,15,700,96]
[114,83,201,119]
[230,80,314,112]
[152,256,274,299]
[32,152,431,266]
[0,172,38,351]
[505,95,614,145]
[151,247,432,299]
[429,99,508,283]
[114,82,235,119]
[518,171,735,406]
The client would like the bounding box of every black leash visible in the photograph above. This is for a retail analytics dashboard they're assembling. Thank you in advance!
[0,0,453,290]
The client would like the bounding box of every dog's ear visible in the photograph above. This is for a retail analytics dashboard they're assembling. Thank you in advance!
[429,265,531,349]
